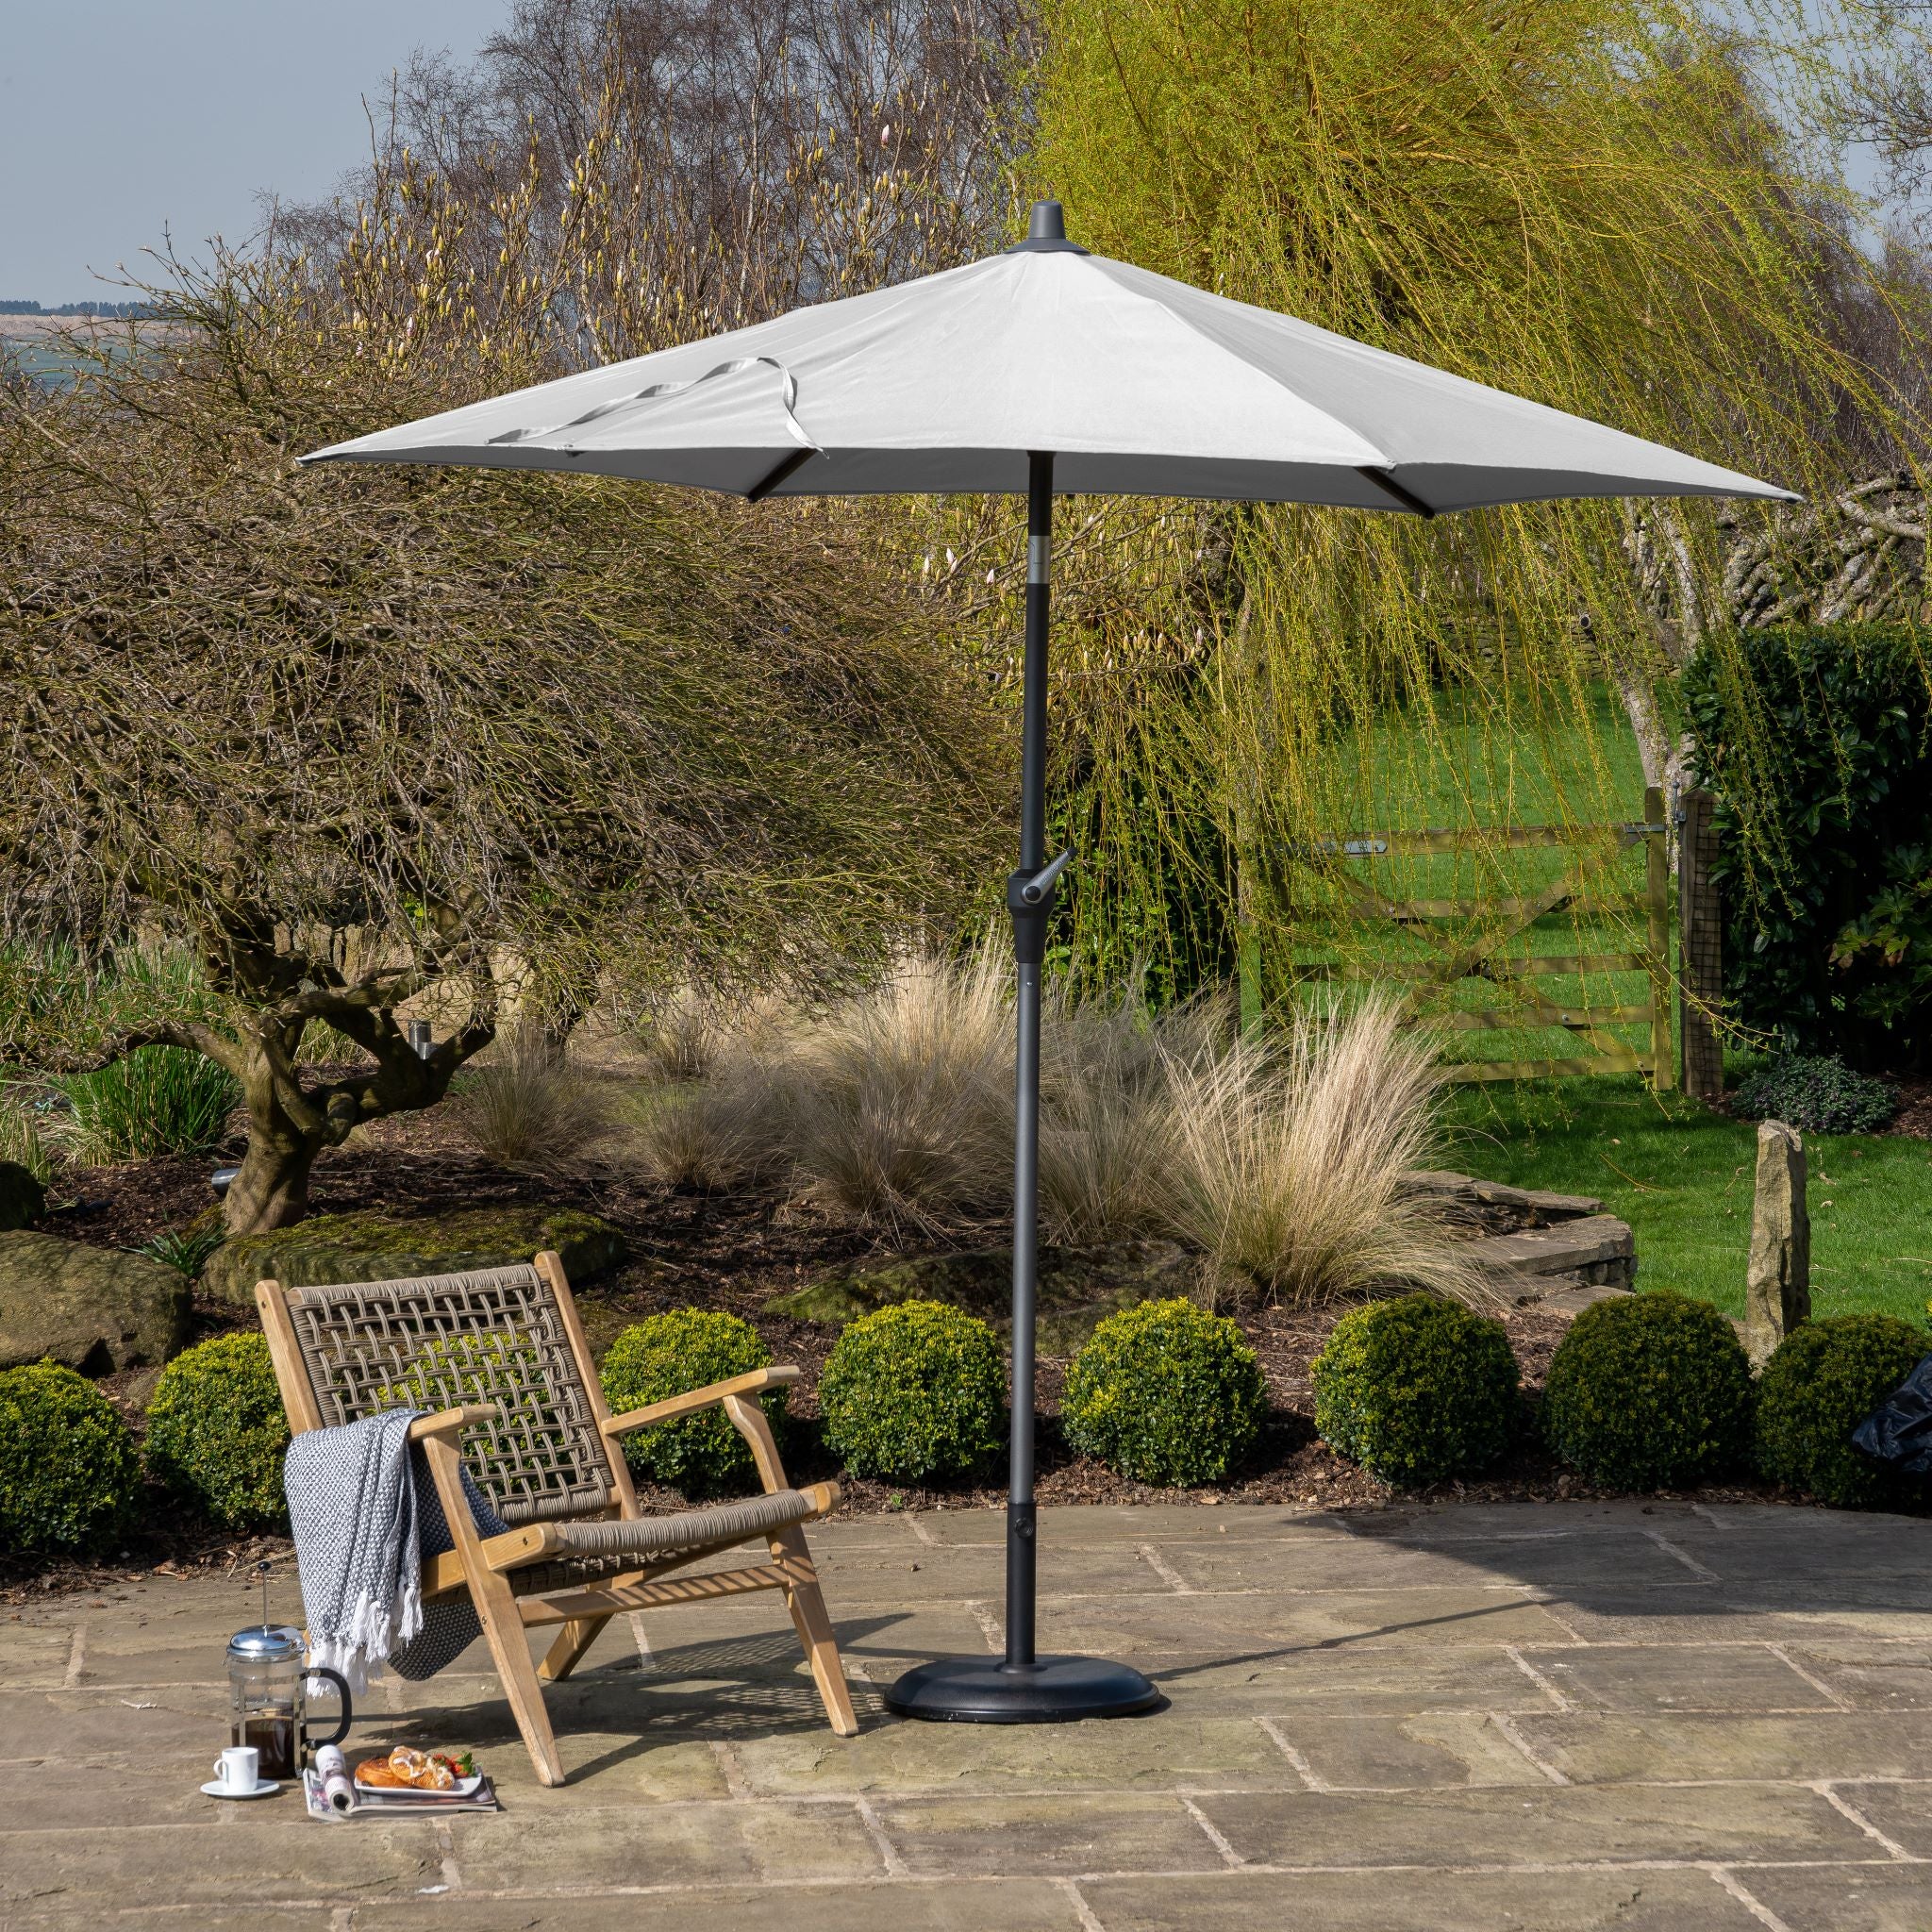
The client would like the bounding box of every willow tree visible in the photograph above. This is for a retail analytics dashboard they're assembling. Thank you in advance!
[1005,0,1929,1000]
[0,249,1004,1231]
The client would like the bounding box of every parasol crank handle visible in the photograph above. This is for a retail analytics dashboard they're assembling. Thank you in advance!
[1014,849,1072,908]
[1006,849,1073,968]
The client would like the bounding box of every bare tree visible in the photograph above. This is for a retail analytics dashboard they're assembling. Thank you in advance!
[285,0,1030,364]
[0,247,1004,1231]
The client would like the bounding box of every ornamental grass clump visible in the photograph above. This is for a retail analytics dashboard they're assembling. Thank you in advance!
[1756,1315,1926,1508]
[1541,1292,1754,1491]
[784,951,1012,1235]
[144,1334,290,1531]
[818,1301,1006,1483]
[1063,1298,1266,1488]
[449,1034,612,1172]
[600,1310,778,1499]
[1312,1293,1518,1487]
[1157,1000,1485,1308]
[0,1360,142,1554]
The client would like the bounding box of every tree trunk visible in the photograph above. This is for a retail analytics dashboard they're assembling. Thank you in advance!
[223,1102,325,1235]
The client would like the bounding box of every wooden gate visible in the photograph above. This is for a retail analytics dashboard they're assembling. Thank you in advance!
[1295,786,1675,1089]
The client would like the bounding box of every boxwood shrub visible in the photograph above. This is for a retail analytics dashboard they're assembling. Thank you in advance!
[1312,1293,1517,1487]
[1064,1298,1266,1488]
[1541,1291,1753,1491]
[0,1360,142,1554]
[819,1301,1005,1483]
[600,1309,778,1499]
[1756,1314,1927,1508]
[144,1333,290,1530]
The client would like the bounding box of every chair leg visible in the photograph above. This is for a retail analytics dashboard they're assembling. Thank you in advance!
[540,1613,614,1684]
[774,1524,858,1738]
[471,1572,568,1788]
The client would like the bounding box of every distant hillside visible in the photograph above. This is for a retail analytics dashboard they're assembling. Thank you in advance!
[0,300,157,317]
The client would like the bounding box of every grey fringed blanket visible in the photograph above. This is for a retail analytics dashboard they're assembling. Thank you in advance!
[284,1409,508,1690]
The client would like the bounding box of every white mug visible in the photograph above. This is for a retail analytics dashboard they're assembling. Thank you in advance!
[212,1744,259,1792]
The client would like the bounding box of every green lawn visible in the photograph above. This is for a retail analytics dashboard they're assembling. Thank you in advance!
[1442,1074,1932,1324]
[1288,686,1669,1073]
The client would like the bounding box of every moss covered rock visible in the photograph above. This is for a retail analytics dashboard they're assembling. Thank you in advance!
[0,1230,192,1373]
[202,1205,627,1306]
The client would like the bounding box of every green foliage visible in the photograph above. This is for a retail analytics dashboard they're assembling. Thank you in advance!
[1063,1297,1266,1487]
[1756,1315,1927,1508]
[1444,1074,1932,1324]
[0,1091,53,1184]
[1311,1293,1518,1487]
[599,1310,778,1499]
[1006,0,1922,1001]
[53,1046,240,1163]
[1687,626,1932,1071]
[1541,1292,1755,1490]
[132,1223,227,1282]
[1734,1054,1899,1134]
[144,1334,290,1530]
[818,1301,1006,1483]
[0,1360,142,1554]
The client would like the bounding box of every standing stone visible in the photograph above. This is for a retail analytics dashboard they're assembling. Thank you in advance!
[1745,1120,1809,1368]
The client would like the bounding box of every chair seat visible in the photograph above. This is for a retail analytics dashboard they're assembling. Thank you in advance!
[505,1487,821,1596]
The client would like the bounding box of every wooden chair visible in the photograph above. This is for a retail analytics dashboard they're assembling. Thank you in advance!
[256,1250,858,1786]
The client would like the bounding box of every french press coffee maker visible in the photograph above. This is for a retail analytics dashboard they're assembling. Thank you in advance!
[226,1568,352,1780]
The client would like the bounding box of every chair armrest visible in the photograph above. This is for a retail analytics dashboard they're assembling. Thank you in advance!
[408,1404,501,1441]
[602,1366,800,1437]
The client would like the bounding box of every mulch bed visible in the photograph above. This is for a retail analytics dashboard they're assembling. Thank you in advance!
[1889,1074,1932,1141]
[5,1117,1819,1606]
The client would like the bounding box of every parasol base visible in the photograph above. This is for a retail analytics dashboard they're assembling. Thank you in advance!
[883,1654,1162,1724]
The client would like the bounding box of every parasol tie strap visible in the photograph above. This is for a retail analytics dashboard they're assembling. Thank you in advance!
[487,355,816,453]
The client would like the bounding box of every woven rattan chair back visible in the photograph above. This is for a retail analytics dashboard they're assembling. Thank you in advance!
[282,1262,616,1525]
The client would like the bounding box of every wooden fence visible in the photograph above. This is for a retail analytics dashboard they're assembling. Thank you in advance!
[1296,785,1677,1089]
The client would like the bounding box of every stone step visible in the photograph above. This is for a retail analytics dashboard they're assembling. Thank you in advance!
[1406,1169,1604,1224]
[1465,1213,1637,1297]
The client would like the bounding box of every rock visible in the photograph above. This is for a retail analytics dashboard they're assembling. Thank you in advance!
[1404,1170,1605,1231]
[764,1239,1200,1357]
[0,1231,192,1374]
[1745,1118,1809,1369]
[1470,1214,1638,1298]
[0,1161,44,1232]
[201,1205,629,1307]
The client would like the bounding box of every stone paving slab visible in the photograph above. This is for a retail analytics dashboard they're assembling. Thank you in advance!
[1522,1641,1844,1712]
[1078,1865,1776,1930]
[1743,1862,1932,1932]
[8,1500,1932,1929]
[1154,1527,1702,1592]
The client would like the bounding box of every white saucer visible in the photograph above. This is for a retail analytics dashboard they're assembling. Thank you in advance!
[200,1777,281,1800]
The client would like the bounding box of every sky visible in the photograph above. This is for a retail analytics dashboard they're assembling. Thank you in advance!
[1,1,490,302]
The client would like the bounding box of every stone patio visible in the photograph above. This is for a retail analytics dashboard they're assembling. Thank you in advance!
[8,1499,1932,1929]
